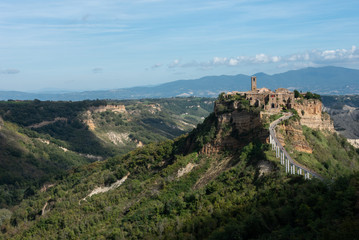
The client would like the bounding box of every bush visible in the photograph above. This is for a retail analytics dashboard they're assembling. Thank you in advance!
[104,174,117,186]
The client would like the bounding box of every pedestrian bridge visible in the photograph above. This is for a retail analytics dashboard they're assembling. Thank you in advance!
[269,113,323,181]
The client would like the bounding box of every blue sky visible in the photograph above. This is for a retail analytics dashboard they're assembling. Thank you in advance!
[0,0,358,92]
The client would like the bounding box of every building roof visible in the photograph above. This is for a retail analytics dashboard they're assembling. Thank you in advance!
[257,87,272,93]
[275,88,291,93]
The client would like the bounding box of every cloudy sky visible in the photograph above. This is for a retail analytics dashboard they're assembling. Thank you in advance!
[0,0,358,92]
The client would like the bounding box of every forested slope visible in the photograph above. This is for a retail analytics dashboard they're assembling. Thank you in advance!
[1,98,359,239]
[0,98,214,208]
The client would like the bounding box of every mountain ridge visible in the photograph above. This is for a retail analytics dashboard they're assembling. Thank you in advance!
[1,66,359,101]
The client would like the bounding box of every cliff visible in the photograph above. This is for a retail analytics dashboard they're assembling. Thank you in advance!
[293,99,334,132]
[90,104,127,113]
[205,98,334,155]
[199,100,267,154]
[276,121,313,153]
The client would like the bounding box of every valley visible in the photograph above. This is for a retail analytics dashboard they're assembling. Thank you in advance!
[0,85,358,239]
[0,98,213,208]
[0,91,359,239]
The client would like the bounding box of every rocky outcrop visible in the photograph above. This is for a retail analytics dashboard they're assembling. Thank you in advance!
[276,121,313,153]
[177,163,197,178]
[90,104,126,113]
[347,139,359,148]
[200,101,267,154]
[202,98,334,155]
[257,160,273,176]
[106,132,130,145]
[80,173,130,203]
[293,99,334,132]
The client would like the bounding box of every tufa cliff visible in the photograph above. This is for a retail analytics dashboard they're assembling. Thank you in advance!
[293,99,334,132]
[193,98,268,155]
[191,77,335,156]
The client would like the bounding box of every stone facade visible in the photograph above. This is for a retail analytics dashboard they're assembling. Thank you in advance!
[223,76,334,132]
[226,76,295,113]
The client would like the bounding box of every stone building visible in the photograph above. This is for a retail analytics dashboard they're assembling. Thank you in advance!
[225,76,295,113]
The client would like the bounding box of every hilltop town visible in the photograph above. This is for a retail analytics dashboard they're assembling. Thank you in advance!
[224,76,295,113]
[216,76,334,131]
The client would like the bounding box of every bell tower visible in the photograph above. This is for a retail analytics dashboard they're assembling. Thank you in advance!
[251,76,257,91]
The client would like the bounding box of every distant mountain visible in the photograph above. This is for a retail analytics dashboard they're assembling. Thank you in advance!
[1,66,359,100]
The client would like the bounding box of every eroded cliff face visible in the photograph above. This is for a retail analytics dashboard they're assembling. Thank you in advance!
[200,98,335,155]
[90,104,127,113]
[293,99,334,132]
[201,101,267,154]
[276,121,313,154]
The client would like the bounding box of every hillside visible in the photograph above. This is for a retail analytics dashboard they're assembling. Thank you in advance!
[1,66,359,101]
[0,98,214,208]
[322,95,359,143]
[0,118,89,207]
[1,95,359,239]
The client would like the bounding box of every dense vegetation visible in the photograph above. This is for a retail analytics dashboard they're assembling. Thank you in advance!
[0,98,214,157]
[0,98,214,208]
[1,97,359,239]
[294,90,321,100]
[1,138,358,239]
[280,118,359,178]
[322,95,359,109]
[0,120,89,207]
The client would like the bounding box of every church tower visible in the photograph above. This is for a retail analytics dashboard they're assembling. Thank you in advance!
[251,76,257,91]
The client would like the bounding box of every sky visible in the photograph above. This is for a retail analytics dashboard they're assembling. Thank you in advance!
[0,0,358,92]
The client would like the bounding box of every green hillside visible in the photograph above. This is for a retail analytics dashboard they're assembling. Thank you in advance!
[0,119,89,207]
[0,98,214,208]
[1,97,359,239]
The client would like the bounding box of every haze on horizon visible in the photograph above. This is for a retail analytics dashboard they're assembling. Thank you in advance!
[0,0,358,92]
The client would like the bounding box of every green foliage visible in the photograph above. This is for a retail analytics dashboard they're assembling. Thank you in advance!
[0,98,215,207]
[294,89,302,98]
[282,125,359,179]
[304,91,321,100]
[0,209,12,226]
[1,97,359,239]
[184,113,217,151]
[2,137,359,239]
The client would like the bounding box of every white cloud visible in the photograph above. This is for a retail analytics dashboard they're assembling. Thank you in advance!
[228,58,239,66]
[254,54,269,63]
[213,57,227,64]
[271,56,281,63]
[157,45,359,71]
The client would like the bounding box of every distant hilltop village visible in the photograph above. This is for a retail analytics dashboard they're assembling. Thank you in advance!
[216,76,334,132]
[224,76,294,113]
